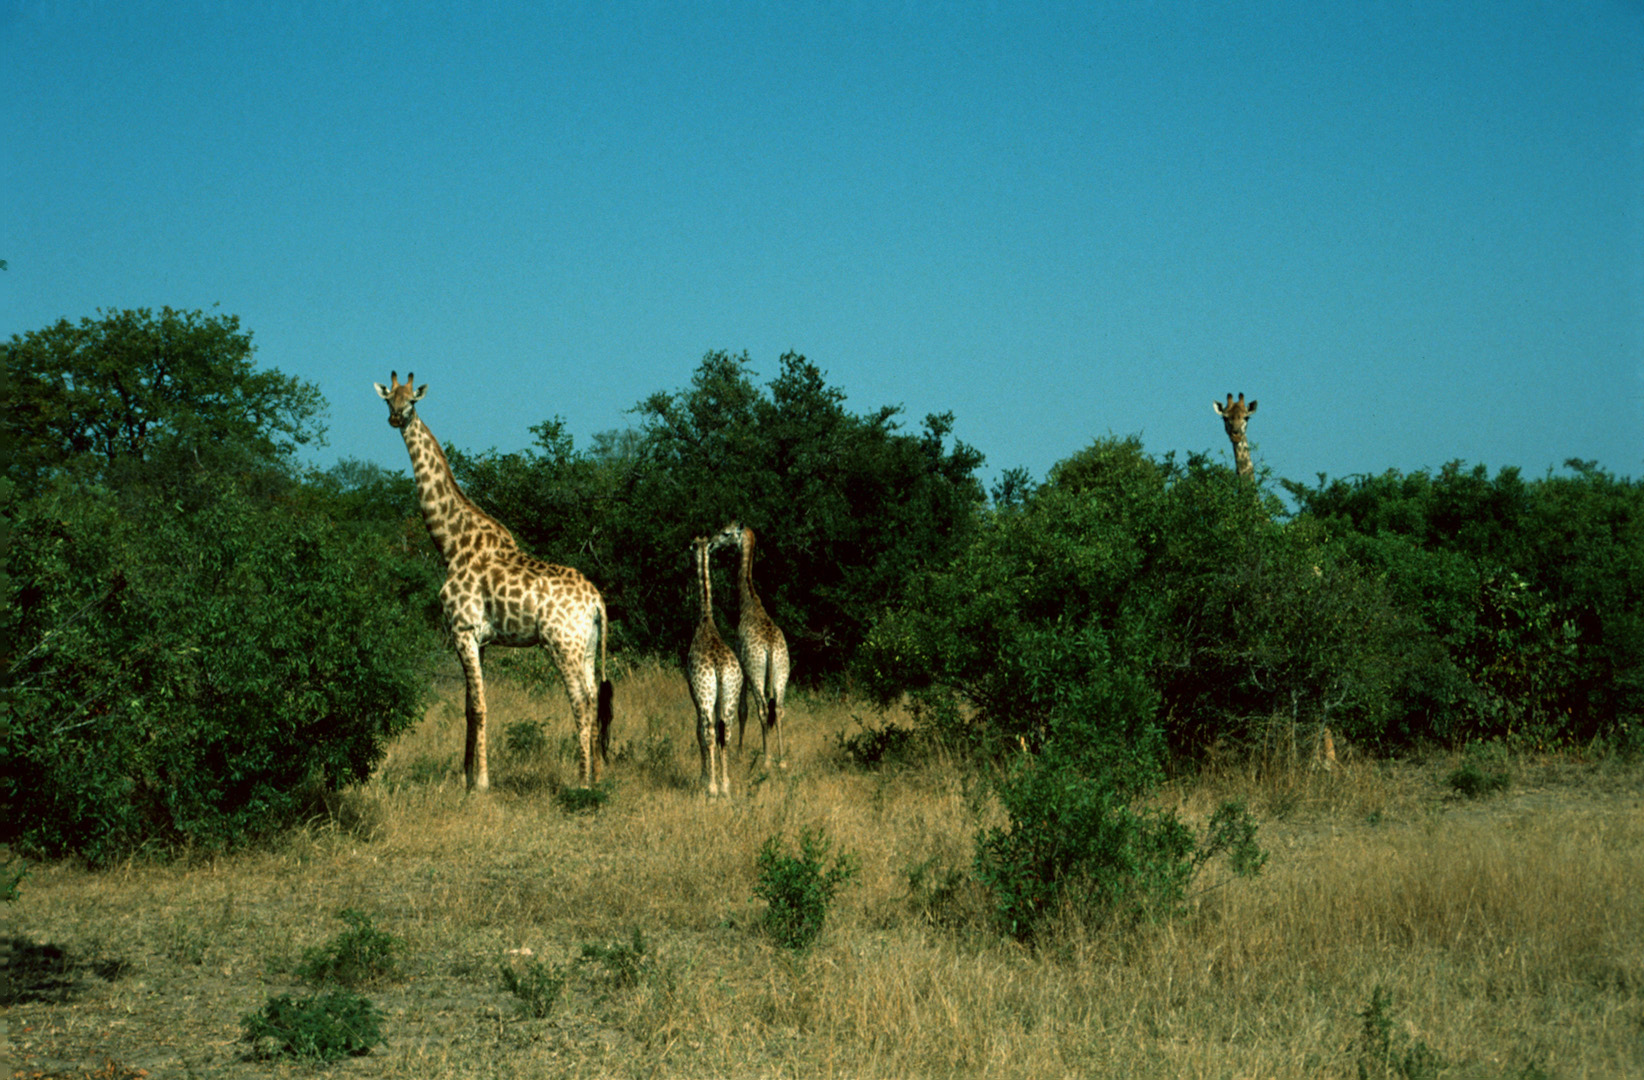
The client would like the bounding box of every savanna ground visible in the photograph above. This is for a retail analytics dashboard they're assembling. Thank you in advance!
[3,660,1641,1079]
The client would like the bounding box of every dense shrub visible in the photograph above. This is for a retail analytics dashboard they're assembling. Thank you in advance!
[1288,460,1643,746]
[2,469,433,864]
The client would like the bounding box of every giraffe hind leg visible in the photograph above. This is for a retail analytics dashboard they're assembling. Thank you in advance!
[456,635,489,792]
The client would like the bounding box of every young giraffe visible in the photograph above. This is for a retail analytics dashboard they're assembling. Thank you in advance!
[375,371,613,791]
[1212,392,1259,479]
[686,535,743,796]
[708,522,790,767]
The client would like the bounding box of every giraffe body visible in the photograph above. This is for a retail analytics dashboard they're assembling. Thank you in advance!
[376,372,612,791]
[1212,392,1259,478]
[709,522,790,768]
[685,535,743,796]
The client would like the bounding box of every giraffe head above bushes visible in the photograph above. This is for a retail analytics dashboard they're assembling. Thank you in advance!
[1212,392,1258,478]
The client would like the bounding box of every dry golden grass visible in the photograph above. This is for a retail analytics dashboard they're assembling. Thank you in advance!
[4,660,1641,1078]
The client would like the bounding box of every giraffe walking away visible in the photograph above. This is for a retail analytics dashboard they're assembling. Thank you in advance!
[1213,392,1259,479]
[686,535,743,796]
[708,522,790,768]
[375,371,613,791]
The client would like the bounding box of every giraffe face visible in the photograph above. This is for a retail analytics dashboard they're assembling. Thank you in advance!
[375,370,428,429]
[1213,393,1257,438]
[706,522,745,556]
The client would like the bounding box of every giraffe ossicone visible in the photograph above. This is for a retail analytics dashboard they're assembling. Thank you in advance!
[707,521,790,768]
[375,370,613,791]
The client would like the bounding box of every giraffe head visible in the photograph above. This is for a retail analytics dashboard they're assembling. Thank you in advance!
[374,371,427,429]
[707,521,749,556]
[1212,392,1257,441]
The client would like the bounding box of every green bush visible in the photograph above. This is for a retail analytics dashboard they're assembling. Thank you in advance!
[241,989,384,1061]
[754,828,860,953]
[294,909,404,987]
[975,747,1265,942]
[577,927,656,988]
[499,958,568,1018]
[2,477,434,863]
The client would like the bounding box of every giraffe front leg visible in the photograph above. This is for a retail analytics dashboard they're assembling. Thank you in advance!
[456,635,489,792]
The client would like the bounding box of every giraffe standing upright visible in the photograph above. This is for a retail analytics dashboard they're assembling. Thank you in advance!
[375,371,613,791]
[1213,392,1259,479]
[708,522,790,768]
[685,535,743,796]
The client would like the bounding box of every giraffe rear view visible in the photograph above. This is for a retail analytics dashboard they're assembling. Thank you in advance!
[375,371,613,791]
[686,535,743,796]
[709,522,790,768]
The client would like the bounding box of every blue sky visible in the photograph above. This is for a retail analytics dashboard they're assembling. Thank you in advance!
[5,1,1641,493]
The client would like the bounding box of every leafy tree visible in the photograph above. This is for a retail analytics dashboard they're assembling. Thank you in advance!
[1286,460,1642,746]
[2,310,432,863]
[450,351,987,678]
[4,307,325,494]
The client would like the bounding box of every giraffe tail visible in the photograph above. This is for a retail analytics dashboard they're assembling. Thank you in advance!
[595,601,614,762]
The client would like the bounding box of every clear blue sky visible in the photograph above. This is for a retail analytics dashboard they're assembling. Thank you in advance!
[5,1,1641,492]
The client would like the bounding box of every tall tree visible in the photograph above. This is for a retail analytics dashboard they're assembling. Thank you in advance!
[4,307,324,493]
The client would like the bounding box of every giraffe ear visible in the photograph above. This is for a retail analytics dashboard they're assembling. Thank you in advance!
[1246,399,1257,414]
[374,382,391,400]
[410,383,428,402]
[1212,400,1225,416]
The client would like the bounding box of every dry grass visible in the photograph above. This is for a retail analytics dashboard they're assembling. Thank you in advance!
[4,661,1641,1078]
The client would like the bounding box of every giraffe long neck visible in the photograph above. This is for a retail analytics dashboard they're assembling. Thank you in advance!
[697,542,715,621]
[1229,434,1253,478]
[401,416,513,565]
[738,534,762,613]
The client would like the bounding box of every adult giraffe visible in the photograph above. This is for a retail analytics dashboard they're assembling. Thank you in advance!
[685,535,743,796]
[375,371,612,791]
[709,521,790,768]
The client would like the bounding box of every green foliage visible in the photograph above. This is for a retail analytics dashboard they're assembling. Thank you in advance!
[241,989,385,1061]
[1,856,25,903]
[555,782,613,814]
[498,958,568,1018]
[577,927,655,989]
[860,438,1404,763]
[1,311,436,864]
[1356,985,1447,1080]
[974,738,1266,942]
[835,716,920,769]
[754,827,861,953]
[4,307,324,494]
[503,719,550,758]
[1289,460,1644,747]
[1445,745,1512,799]
[294,909,404,987]
[450,350,986,680]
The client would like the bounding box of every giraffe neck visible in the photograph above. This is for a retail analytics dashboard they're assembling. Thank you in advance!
[697,543,715,621]
[738,534,763,614]
[400,415,514,565]
[1230,436,1253,478]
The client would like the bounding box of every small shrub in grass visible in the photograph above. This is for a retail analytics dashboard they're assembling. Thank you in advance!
[836,716,919,769]
[577,926,654,988]
[504,720,549,757]
[754,828,860,953]
[2,857,26,903]
[498,958,568,1018]
[1356,985,1446,1080]
[241,989,384,1061]
[294,909,403,987]
[1446,745,1511,799]
[556,781,613,814]
[974,747,1267,942]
